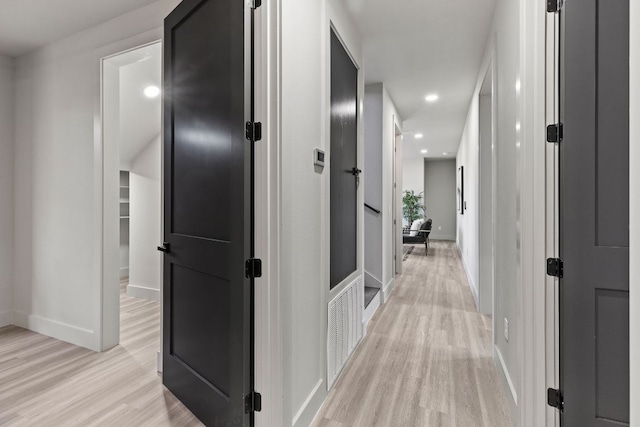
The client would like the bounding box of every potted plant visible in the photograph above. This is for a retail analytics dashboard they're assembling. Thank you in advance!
[403,190,425,225]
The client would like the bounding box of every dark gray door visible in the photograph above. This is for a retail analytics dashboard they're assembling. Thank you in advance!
[162,0,253,425]
[560,0,630,425]
[330,30,358,289]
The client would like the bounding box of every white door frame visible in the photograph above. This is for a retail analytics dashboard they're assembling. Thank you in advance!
[94,29,163,352]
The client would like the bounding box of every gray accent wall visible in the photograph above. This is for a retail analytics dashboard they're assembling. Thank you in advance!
[423,159,457,241]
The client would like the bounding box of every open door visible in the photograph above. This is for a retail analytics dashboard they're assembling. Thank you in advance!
[162,0,255,425]
[559,0,630,424]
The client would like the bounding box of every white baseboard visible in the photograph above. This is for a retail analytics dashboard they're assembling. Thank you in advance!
[495,345,518,406]
[364,270,383,289]
[0,310,13,328]
[119,267,129,279]
[127,283,160,301]
[13,311,95,350]
[457,244,479,310]
[293,379,325,427]
[382,278,395,302]
[363,291,381,326]
[430,234,456,241]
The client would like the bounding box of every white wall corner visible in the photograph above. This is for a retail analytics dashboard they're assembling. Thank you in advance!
[494,346,518,406]
[126,283,161,302]
[382,277,395,302]
[12,311,96,350]
[0,311,13,328]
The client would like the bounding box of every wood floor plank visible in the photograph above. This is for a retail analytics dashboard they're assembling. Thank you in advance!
[0,284,202,427]
[312,241,512,427]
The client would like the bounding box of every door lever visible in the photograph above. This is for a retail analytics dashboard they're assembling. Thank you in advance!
[351,167,362,177]
[157,242,171,253]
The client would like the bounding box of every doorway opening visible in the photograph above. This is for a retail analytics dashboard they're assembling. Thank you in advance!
[102,42,163,367]
[393,124,403,277]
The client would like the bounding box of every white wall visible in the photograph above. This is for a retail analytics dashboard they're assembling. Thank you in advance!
[364,84,383,286]
[630,1,639,423]
[128,135,161,301]
[0,55,14,327]
[402,156,424,225]
[13,0,179,350]
[456,0,521,420]
[423,159,456,241]
[280,0,363,425]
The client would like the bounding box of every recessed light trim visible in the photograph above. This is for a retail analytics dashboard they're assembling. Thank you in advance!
[425,94,439,103]
[421,149,428,154]
[144,86,161,98]
[414,133,424,139]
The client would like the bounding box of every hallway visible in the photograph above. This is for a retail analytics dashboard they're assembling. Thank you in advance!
[313,241,511,426]
[0,284,201,426]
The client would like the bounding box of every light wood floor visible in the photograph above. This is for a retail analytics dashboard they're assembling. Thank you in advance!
[0,282,202,426]
[312,241,512,427]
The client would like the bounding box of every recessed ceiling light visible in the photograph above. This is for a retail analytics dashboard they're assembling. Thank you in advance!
[443,152,448,156]
[425,94,439,103]
[144,86,161,98]
[421,149,428,154]
[415,133,424,139]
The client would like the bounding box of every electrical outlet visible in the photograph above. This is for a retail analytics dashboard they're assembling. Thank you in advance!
[504,318,509,342]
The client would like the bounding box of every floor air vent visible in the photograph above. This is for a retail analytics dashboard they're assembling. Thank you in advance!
[327,276,363,389]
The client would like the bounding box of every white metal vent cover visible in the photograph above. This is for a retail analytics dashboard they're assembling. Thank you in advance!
[327,275,363,389]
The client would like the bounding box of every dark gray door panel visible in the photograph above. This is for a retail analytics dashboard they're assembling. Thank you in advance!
[560,0,630,425]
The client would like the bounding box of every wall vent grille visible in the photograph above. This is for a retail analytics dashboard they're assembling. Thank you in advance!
[327,276,363,389]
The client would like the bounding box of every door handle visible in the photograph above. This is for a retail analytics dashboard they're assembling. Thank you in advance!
[351,167,362,177]
[157,242,171,253]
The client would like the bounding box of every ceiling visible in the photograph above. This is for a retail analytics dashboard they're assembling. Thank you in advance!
[106,43,162,170]
[0,0,159,57]
[345,0,497,159]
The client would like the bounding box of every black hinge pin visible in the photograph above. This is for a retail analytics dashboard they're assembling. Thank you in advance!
[245,391,262,413]
[547,123,563,143]
[547,258,564,278]
[246,122,262,142]
[245,258,262,279]
[547,388,564,411]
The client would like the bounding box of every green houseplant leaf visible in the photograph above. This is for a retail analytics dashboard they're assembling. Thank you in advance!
[402,190,425,224]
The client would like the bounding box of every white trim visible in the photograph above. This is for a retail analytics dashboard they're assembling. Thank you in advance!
[93,29,163,353]
[629,0,640,424]
[119,267,129,278]
[292,380,325,427]
[0,311,12,328]
[364,270,383,289]
[126,284,160,301]
[519,0,549,425]
[254,0,283,425]
[496,345,519,406]
[363,291,381,326]
[13,311,95,349]
[458,244,479,308]
[382,277,395,302]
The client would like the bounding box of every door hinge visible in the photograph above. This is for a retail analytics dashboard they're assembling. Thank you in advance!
[547,123,563,143]
[245,258,262,279]
[547,388,564,411]
[547,258,564,278]
[246,121,262,142]
[248,0,262,9]
[547,0,564,13]
[244,391,262,413]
